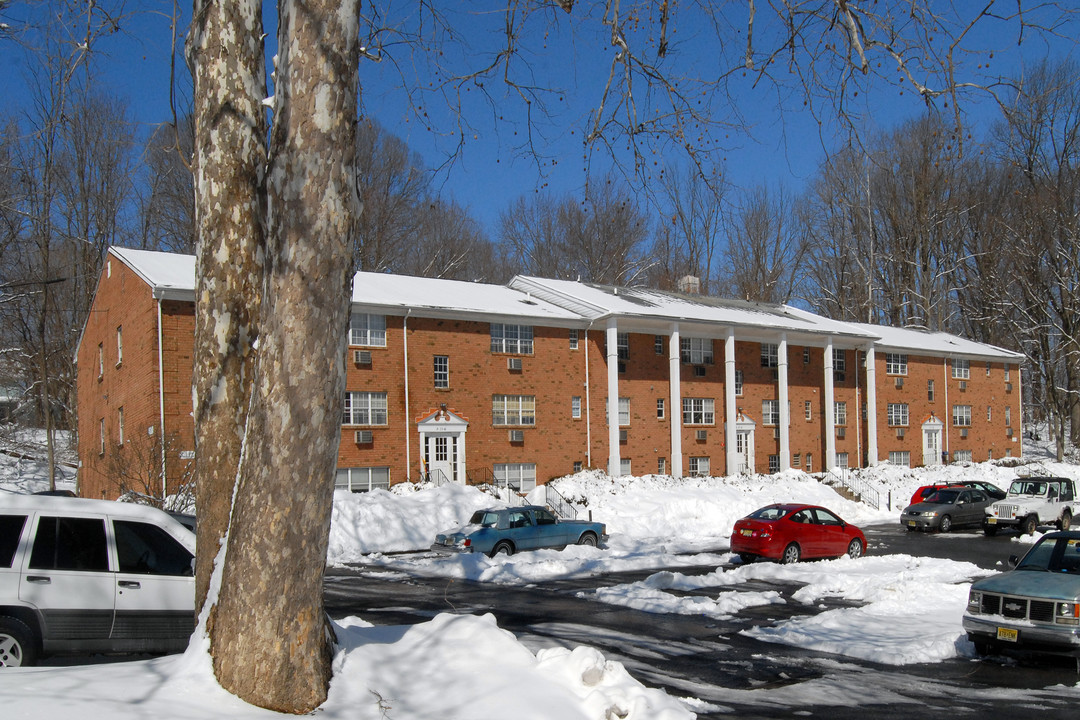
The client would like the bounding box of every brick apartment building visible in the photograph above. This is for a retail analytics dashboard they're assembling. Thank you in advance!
[75,247,1025,500]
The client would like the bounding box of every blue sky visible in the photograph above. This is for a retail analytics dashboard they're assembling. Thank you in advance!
[2,2,1076,237]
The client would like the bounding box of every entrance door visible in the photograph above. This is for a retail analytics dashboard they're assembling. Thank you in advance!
[425,434,457,484]
[417,406,469,484]
[736,431,751,473]
[922,421,942,466]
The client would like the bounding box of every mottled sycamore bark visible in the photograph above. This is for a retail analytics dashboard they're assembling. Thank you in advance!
[187,0,361,713]
[187,0,267,616]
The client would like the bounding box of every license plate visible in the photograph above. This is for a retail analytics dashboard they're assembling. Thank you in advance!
[986,517,997,524]
[997,627,1018,642]
[907,520,916,527]
[740,529,753,537]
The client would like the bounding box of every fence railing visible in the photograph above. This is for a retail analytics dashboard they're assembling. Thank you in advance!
[832,467,882,509]
[543,484,578,520]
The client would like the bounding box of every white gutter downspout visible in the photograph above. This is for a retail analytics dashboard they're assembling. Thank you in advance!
[403,310,412,482]
[942,358,950,462]
[156,298,167,497]
[584,322,593,468]
[1017,366,1024,459]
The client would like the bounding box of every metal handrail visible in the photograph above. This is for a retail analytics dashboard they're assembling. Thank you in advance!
[543,483,578,520]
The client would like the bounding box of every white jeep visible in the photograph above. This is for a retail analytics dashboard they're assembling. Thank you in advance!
[983,476,1076,536]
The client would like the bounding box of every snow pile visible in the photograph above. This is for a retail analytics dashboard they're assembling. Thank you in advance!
[1,613,691,720]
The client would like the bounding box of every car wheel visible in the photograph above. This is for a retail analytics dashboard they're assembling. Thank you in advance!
[0,616,38,668]
[983,524,998,537]
[738,553,757,565]
[1059,511,1072,531]
[846,538,864,560]
[971,637,995,656]
[780,543,801,564]
[1021,515,1038,535]
[489,541,514,558]
[939,515,952,533]
[576,532,598,547]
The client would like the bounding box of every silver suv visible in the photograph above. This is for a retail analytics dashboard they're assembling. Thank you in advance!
[983,476,1075,536]
[0,494,195,667]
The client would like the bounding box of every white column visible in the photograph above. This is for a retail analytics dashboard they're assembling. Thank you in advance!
[724,329,738,476]
[668,323,683,477]
[865,345,878,466]
[777,334,790,471]
[824,338,836,471]
[605,319,621,476]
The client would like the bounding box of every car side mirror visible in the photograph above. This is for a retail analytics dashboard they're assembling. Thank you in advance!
[1007,555,1019,569]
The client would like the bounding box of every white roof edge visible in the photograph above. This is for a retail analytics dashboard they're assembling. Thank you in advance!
[508,276,611,319]
[848,322,1025,361]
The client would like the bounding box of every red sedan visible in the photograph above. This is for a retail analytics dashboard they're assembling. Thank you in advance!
[731,503,867,564]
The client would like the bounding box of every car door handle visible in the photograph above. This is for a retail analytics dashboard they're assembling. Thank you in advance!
[26,575,51,584]
[118,581,141,589]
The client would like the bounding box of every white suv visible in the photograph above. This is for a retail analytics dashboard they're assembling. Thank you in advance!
[984,477,1076,536]
[0,494,195,667]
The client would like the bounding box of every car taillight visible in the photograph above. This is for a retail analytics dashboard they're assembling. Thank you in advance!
[462,538,471,548]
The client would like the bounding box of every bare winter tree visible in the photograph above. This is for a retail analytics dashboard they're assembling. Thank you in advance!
[722,184,807,304]
[649,164,727,294]
[401,199,502,281]
[139,115,195,253]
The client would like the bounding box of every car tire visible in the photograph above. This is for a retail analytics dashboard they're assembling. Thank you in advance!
[939,515,952,533]
[576,532,598,547]
[738,553,757,565]
[1058,511,1072,531]
[1021,515,1038,535]
[780,543,801,564]
[846,538,864,560]
[971,637,995,656]
[0,616,38,668]
[489,541,514,558]
[983,524,998,537]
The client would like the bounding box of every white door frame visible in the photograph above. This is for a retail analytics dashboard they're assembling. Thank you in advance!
[417,406,468,483]
[922,416,943,467]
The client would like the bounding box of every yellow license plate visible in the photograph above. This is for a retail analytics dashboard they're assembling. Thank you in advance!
[987,517,997,524]
[997,627,1018,642]
[740,529,753,536]
[907,520,916,527]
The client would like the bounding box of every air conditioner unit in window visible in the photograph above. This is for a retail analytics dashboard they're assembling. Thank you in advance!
[894,377,904,389]
[508,429,524,442]
[1006,427,1013,437]
[695,429,707,441]
[896,428,905,439]
[354,430,373,444]
[960,428,969,438]
[771,369,779,381]
[694,365,706,377]
[773,428,780,439]
[1005,383,1013,392]
[507,357,523,371]
[836,427,846,439]
[354,350,372,365]
[619,429,628,443]
[834,372,846,382]
[959,381,967,391]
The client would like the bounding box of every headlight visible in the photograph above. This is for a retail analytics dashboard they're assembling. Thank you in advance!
[1055,602,1079,625]
[924,511,938,518]
[967,590,982,612]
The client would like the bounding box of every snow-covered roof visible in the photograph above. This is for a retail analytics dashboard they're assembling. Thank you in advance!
[848,322,1025,361]
[510,276,878,343]
[109,247,197,300]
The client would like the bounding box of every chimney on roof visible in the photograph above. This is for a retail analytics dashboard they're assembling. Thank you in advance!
[677,275,701,294]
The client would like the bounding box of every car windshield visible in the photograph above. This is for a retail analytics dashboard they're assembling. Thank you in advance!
[748,506,791,521]
[468,511,500,528]
[925,489,960,504]
[1016,537,1080,574]
[1009,480,1047,496]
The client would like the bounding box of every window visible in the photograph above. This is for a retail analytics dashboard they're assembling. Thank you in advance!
[768,455,780,473]
[349,314,387,347]
[620,458,632,476]
[97,343,104,379]
[887,403,909,427]
[683,398,715,425]
[805,453,813,472]
[953,450,973,463]
[335,467,391,492]
[493,395,536,426]
[99,418,105,456]
[888,451,911,467]
[617,333,629,361]
[987,406,992,422]
[618,397,630,426]
[952,358,970,380]
[433,356,449,388]
[680,337,713,365]
[735,370,744,396]
[793,453,801,468]
[835,452,849,469]
[952,404,972,427]
[657,458,667,475]
[803,347,810,364]
[114,521,193,576]
[688,457,710,476]
[986,362,992,377]
[761,343,778,368]
[343,392,388,425]
[804,401,812,421]
[654,335,664,355]
[927,380,935,402]
[30,516,108,571]
[833,349,846,373]
[572,396,582,419]
[0,515,27,568]
[762,399,780,426]
[1004,363,1011,381]
[569,329,579,350]
[656,398,665,419]
[834,401,847,426]
[490,323,533,354]
[574,461,583,472]
[885,353,908,375]
[117,407,125,445]
[1005,407,1012,426]
[116,326,123,366]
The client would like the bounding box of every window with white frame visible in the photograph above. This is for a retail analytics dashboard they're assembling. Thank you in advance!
[688,457,710,476]
[680,337,714,364]
[1005,407,1012,426]
[657,457,666,475]
[889,451,910,467]
[952,404,972,427]
[343,392,388,425]
[654,335,664,355]
[793,453,801,467]
[803,347,811,363]
[986,362,992,377]
[572,396,582,419]
[927,379,935,401]
[885,353,908,375]
[99,418,105,455]
[735,369,744,396]
[835,452,849,469]
[349,313,387,347]
[833,349,846,372]
[834,401,847,426]
[656,398,665,419]
[493,395,536,425]
[617,333,629,361]
[953,450,973,463]
[116,326,123,366]
[619,397,629,426]
[952,358,970,379]
[887,403,909,427]
[490,323,533,354]
[805,453,813,472]
[433,355,449,388]
[768,455,780,473]
[761,343,778,368]
[117,407,124,446]
[683,398,715,425]
[495,463,537,491]
[620,458,632,475]
[1004,363,1011,381]
[762,399,780,426]
[804,400,812,421]
[336,467,390,492]
[987,406,992,422]
[569,329,579,349]
[97,343,104,379]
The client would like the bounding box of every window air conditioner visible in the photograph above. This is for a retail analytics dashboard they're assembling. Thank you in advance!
[1005,383,1013,392]
[354,430,373,444]
[959,381,967,391]
[619,429,628,443]
[896,427,905,439]
[894,377,904,389]
[354,350,372,365]
[696,429,707,441]
[960,428,969,438]
[834,372,846,382]
[836,427,846,439]
[507,357,523,371]
[508,429,524,442]
[694,365,706,377]
[1006,427,1013,437]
